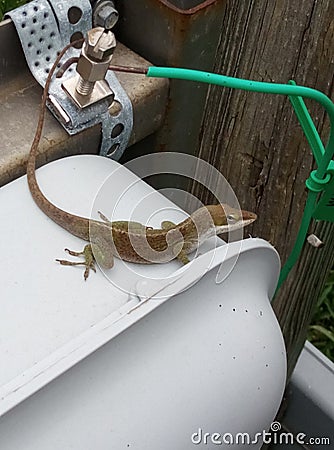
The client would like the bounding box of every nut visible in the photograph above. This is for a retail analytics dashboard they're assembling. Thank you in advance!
[76,27,116,82]
[93,0,119,30]
[84,27,116,61]
[76,52,110,82]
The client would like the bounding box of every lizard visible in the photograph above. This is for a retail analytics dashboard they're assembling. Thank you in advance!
[26,41,257,280]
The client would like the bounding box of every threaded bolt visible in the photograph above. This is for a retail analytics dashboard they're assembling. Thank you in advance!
[75,28,116,97]
[76,77,95,96]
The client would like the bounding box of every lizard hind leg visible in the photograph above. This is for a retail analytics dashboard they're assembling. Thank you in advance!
[56,244,96,280]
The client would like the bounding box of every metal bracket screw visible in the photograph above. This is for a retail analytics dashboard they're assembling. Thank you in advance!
[93,0,119,30]
[76,27,116,97]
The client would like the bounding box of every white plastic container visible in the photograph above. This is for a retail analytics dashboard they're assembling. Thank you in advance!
[0,155,286,449]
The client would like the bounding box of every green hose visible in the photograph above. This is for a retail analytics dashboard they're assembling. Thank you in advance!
[148,67,334,178]
[147,66,334,289]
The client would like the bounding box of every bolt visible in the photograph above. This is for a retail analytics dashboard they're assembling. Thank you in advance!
[76,78,95,96]
[85,27,116,61]
[75,27,116,97]
[93,0,119,30]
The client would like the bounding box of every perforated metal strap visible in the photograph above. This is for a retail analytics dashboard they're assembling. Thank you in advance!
[7,0,133,159]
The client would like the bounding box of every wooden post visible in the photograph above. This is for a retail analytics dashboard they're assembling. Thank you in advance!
[192,0,334,377]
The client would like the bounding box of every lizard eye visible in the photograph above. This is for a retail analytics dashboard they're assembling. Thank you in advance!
[227,214,238,222]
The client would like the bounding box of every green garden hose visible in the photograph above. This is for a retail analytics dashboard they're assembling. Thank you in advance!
[147,67,334,290]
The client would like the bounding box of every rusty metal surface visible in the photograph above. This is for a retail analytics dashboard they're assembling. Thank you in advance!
[0,19,169,186]
[116,0,222,66]
[156,0,220,15]
[115,0,225,161]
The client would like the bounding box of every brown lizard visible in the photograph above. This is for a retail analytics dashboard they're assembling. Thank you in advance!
[27,41,257,279]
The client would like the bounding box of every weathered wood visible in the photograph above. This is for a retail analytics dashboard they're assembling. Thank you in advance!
[192,0,334,377]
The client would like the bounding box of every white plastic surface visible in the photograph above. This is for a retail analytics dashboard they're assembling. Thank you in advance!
[0,155,286,449]
[1,155,223,412]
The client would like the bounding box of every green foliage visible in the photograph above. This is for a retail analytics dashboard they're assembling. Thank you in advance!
[0,0,29,20]
[308,269,334,362]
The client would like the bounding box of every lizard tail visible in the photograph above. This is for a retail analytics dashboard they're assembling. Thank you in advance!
[26,39,90,241]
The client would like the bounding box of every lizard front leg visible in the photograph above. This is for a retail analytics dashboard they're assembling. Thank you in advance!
[161,220,190,265]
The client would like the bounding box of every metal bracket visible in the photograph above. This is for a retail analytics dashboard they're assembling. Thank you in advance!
[62,76,114,109]
[7,0,133,159]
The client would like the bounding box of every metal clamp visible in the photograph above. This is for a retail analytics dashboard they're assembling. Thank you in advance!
[7,0,133,159]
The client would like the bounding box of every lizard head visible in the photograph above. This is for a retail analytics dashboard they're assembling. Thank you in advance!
[206,204,257,230]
